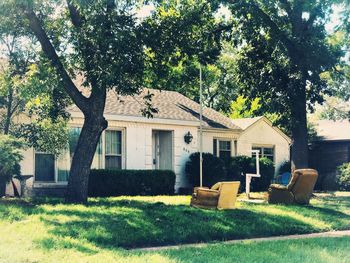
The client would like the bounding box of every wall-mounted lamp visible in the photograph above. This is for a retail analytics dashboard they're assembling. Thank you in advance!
[184,131,193,144]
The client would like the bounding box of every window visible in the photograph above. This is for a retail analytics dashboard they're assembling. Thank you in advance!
[35,152,55,182]
[213,139,232,159]
[252,146,275,162]
[105,130,122,169]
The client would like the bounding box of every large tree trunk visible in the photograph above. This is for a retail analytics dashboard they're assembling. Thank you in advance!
[65,89,108,203]
[65,112,107,203]
[290,85,309,170]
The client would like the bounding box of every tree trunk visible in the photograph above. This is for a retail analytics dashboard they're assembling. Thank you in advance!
[290,85,309,171]
[65,112,108,203]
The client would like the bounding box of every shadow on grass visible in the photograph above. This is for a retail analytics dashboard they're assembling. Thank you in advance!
[0,196,349,254]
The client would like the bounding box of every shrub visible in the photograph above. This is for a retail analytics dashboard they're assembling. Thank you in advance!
[251,157,275,191]
[88,169,176,197]
[185,152,226,187]
[0,135,24,196]
[226,156,275,192]
[226,156,253,180]
[336,163,350,191]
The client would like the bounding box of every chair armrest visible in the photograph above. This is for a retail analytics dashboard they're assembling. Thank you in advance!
[268,187,294,204]
[193,187,209,197]
[196,188,220,199]
[269,184,288,190]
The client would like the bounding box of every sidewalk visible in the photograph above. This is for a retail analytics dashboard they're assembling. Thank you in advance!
[135,230,350,251]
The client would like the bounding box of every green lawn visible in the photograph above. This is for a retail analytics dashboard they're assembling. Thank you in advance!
[0,193,349,262]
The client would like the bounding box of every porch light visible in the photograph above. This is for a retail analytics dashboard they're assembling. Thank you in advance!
[184,131,193,144]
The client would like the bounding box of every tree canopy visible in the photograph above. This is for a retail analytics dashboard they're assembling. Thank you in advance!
[0,0,223,203]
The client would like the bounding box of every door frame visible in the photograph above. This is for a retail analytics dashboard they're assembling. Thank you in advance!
[152,129,174,171]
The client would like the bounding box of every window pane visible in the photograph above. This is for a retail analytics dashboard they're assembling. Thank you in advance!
[57,149,70,182]
[213,139,217,156]
[35,153,55,182]
[69,127,81,156]
[219,141,231,151]
[263,147,274,155]
[106,130,122,155]
[92,137,103,169]
[252,147,263,158]
[105,156,121,169]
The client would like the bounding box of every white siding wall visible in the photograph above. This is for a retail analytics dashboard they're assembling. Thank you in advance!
[15,118,199,193]
[237,120,290,166]
[107,120,198,190]
[9,117,290,196]
[202,130,239,156]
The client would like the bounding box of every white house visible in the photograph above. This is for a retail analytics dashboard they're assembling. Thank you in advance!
[7,89,291,196]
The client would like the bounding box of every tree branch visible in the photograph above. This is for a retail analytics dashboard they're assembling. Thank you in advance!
[22,7,89,113]
[67,0,83,28]
[231,0,296,53]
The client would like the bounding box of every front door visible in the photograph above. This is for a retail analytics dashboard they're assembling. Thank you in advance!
[152,130,173,170]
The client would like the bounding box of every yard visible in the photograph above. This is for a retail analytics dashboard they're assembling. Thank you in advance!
[0,192,349,262]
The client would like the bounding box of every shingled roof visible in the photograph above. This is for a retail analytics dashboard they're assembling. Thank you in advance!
[314,119,350,141]
[68,89,242,130]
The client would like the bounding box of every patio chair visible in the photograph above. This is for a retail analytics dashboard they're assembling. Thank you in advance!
[268,169,318,205]
[190,181,240,210]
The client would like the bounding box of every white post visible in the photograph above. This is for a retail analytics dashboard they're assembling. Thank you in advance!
[199,65,203,188]
[246,150,260,199]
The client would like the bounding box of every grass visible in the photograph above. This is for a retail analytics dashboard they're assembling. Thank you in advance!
[0,193,349,262]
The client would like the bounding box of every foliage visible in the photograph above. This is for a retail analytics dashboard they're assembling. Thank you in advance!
[14,118,68,156]
[229,95,261,119]
[147,41,241,113]
[0,45,70,154]
[88,169,176,197]
[226,156,275,192]
[185,153,274,191]
[225,0,344,128]
[0,135,24,185]
[316,96,350,121]
[222,0,347,168]
[336,163,350,191]
[185,152,226,187]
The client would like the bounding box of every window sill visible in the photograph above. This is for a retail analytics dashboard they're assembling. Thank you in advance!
[33,182,68,188]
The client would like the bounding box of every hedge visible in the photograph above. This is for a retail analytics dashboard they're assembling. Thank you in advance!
[226,156,275,192]
[88,169,176,197]
[185,153,275,192]
[185,152,226,187]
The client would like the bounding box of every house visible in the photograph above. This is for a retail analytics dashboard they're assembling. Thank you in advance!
[309,119,350,190]
[7,89,291,196]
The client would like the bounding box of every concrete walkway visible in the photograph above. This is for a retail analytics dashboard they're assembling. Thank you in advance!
[135,230,350,251]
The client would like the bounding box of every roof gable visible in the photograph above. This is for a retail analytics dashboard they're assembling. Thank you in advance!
[232,116,291,143]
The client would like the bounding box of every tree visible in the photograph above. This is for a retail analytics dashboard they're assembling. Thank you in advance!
[0,0,221,203]
[144,41,240,113]
[223,0,345,169]
[0,36,70,155]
